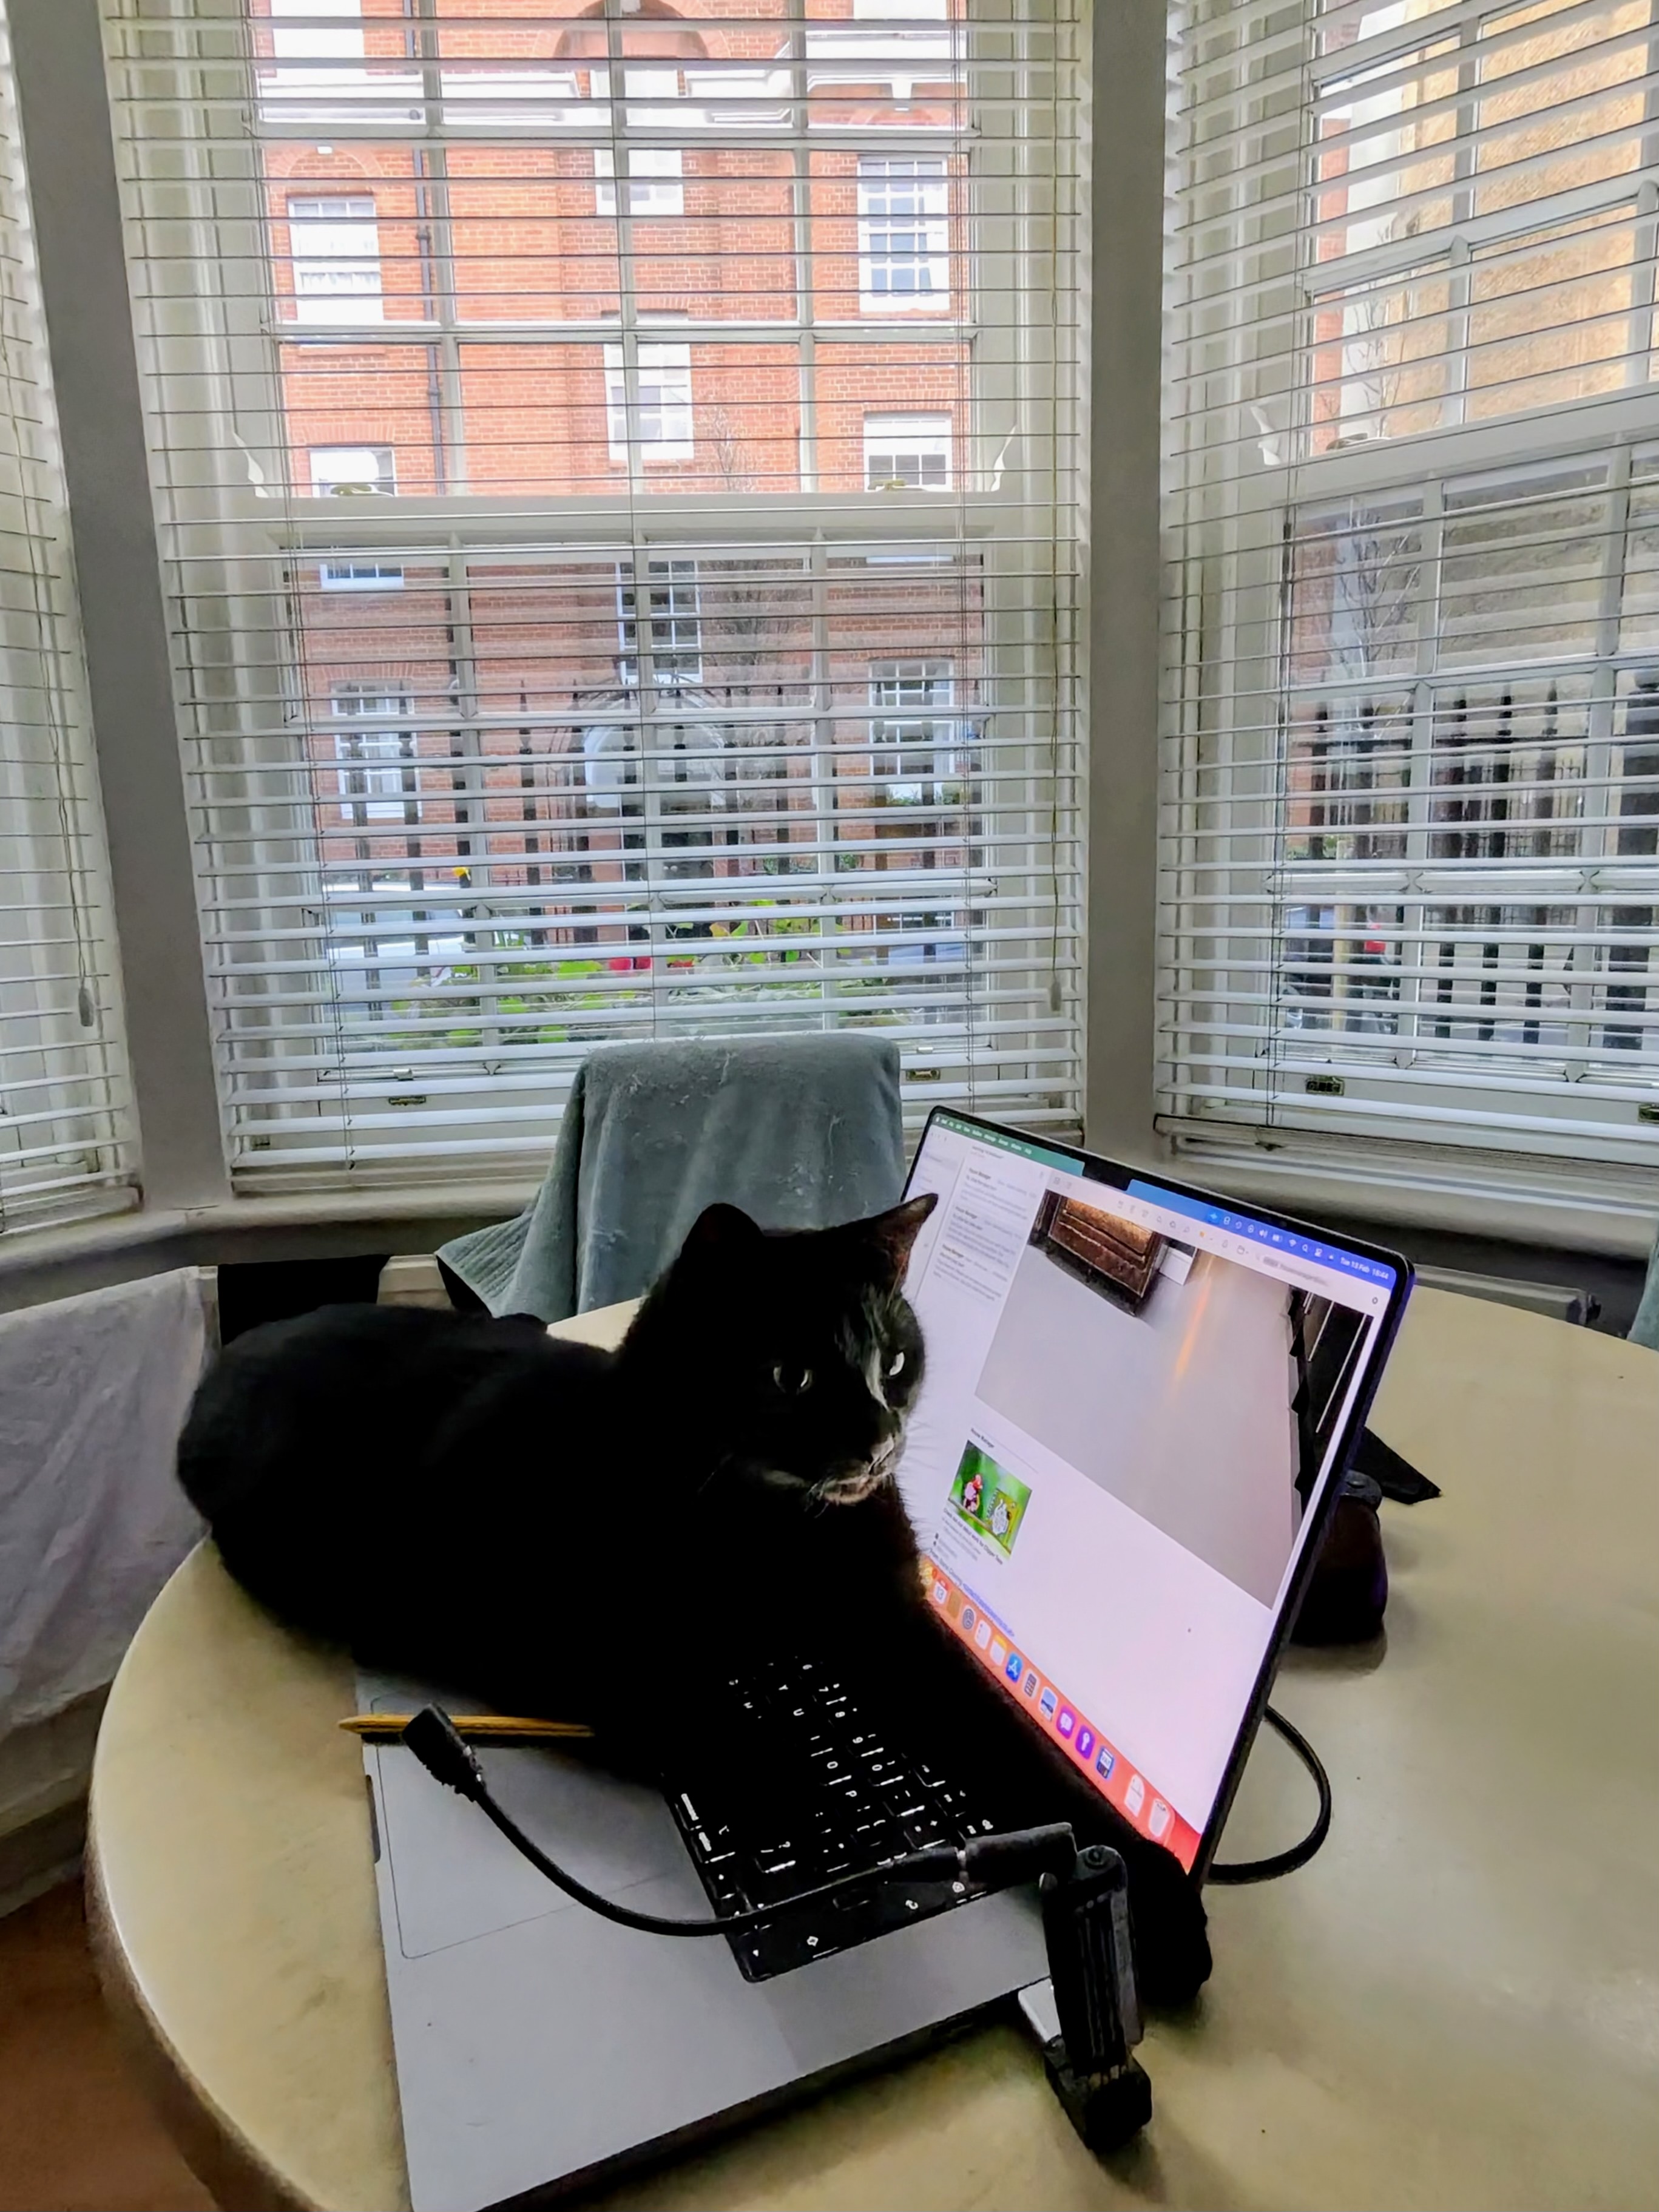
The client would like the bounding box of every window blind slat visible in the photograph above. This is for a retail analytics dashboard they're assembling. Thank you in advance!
[107,0,1081,1185]
[1164,0,1659,1187]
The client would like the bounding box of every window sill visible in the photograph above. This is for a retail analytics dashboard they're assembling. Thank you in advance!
[0,1184,539,1316]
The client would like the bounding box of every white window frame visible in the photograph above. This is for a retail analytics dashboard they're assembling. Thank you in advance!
[593,145,684,217]
[618,558,703,687]
[331,685,417,823]
[309,445,394,497]
[857,155,950,315]
[863,411,952,490]
[286,193,383,327]
[870,657,966,804]
[603,341,694,462]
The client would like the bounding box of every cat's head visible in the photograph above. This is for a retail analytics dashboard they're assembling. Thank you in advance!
[633,1193,938,1506]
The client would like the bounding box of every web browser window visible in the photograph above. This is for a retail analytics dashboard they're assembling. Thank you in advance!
[896,1113,1402,1868]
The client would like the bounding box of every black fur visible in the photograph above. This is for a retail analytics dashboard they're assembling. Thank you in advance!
[179,1196,1210,2003]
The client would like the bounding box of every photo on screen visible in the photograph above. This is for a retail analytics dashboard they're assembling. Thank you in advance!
[976,1188,1372,1604]
[947,1441,1032,1558]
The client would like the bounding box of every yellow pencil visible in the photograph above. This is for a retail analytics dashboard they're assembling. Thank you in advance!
[340,1713,596,1743]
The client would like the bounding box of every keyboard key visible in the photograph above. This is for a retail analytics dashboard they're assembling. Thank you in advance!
[881,1792,928,1823]
[671,1654,994,1981]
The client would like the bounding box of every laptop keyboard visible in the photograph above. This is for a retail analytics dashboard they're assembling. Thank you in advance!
[663,1654,999,1981]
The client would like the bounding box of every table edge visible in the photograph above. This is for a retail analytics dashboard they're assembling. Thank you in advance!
[86,1757,325,2212]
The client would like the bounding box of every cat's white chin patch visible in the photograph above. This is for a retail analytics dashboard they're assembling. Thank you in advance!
[816,1470,885,1505]
[815,1446,899,1506]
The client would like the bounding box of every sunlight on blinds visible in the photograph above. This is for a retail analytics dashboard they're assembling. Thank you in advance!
[0,0,133,1229]
[104,0,1080,1188]
[1164,0,1659,1183]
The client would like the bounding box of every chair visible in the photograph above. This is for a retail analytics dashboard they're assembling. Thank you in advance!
[437,1034,907,1322]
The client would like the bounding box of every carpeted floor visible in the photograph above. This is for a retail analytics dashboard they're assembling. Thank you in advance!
[0,1881,213,2212]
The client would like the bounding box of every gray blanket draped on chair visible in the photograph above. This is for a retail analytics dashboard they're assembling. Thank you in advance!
[438,1035,907,1322]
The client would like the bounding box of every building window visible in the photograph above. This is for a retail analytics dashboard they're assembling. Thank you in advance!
[310,445,394,496]
[310,448,400,587]
[603,342,694,461]
[863,412,951,490]
[320,561,404,592]
[593,146,684,217]
[857,157,948,313]
[618,559,702,685]
[286,195,383,325]
[331,683,416,821]
[870,658,964,803]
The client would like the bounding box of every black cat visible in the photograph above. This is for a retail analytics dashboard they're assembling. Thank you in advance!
[179,1195,1211,2004]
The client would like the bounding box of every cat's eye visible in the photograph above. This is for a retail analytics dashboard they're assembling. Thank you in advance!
[886,1351,907,1379]
[772,1363,813,1395]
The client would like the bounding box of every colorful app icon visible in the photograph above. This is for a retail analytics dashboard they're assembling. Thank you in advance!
[1124,1773,1146,1818]
[1005,1652,1024,1683]
[1149,1798,1172,1839]
[931,1578,948,1608]
[946,1587,964,1620]
[1095,1747,1117,1781]
[1056,1708,1076,1739]
[973,1617,992,1649]
[1075,1727,1095,1761]
[1039,1686,1058,1719]
[1023,1672,1040,1699]
[988,1638,1008,1669]
[961,1605,976,1635]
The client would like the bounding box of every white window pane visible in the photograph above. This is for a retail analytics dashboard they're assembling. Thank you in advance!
[857,156,950,311]
[287,195,382,325]
[309,445,394,495]
[863,411,952,488]
[593,145,684,217]
[332,686,416,818]
[603,341,694,460]
[618,557,702,683]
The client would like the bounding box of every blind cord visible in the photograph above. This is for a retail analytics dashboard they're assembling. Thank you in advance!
[1206,1705,1332,1886]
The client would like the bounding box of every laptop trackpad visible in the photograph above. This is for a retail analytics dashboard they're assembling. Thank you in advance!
[365,1693,690,1961]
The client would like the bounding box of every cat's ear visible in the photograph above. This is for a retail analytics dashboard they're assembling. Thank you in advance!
[863,1192,938,1284]
[680,1202,762,1266]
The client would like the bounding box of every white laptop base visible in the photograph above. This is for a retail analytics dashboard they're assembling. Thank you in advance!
[360,1673,1047,2212]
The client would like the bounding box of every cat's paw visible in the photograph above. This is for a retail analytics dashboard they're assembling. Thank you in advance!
[1121,1839,1212,2009]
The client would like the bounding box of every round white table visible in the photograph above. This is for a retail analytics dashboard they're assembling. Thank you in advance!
[87,1288,1659,2210]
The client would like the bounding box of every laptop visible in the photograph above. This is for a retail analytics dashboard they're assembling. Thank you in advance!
[360,1109,1411,2211]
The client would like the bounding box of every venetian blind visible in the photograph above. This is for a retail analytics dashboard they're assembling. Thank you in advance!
[1164,0,1659,1186]
[0,0,133,1230]
[103,0,1080,1190]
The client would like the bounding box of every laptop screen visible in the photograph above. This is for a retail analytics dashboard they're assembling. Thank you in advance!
[894,1111,1407,1871]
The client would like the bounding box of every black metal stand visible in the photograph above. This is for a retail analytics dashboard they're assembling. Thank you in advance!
[1024,1842,1151,2153]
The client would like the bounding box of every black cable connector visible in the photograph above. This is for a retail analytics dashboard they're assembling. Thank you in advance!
[400,1705,1076,1940]
[401,1706,490,1801]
